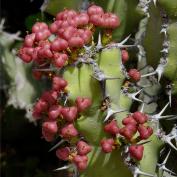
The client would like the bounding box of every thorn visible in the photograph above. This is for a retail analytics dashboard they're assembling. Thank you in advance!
[119,35,132,45]
[150,102,171,120]
[104,108,126,122]
[157,150,176,175]
[54,164,72,171]
[141,71,157,78]
[131,166,155,177]
[140,103,145,113]
[153,0,157,6]
[105,35,136,49]
[127,89,144,103]
[48,139,66,152]
[96,32,103,50]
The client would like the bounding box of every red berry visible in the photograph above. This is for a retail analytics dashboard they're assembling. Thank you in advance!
[52,76,68,91]
[24,33,35,47]
[56,147,70,161]
[18,47,34,63]
[54,53,68,68]
[62,26,77,40]
[104,120,119,135]
[100,138,114,153]
[51,38,68,51]
[61,106,78,122]
[128,69,141,82]
[48,105,62,120]
[33,98,48,114]
[138,125,153,140]
[42,121,58,134]
[32,22,48,33]
[129,145,144,161]
[89,14,104,26]
[121,49,129,63]
[75,13,89,26]
[119,124,137,140]
[122,115,137,125]
[103,13,120,29]
[73,155,88,171]
[75,97,92,112]
[41,90,58,105]
[42,130,55,142]
[87,5,104,16]
[132,112,148,124]
[60,123,78,139]
[68,36,84,48]
[77,141,92,155]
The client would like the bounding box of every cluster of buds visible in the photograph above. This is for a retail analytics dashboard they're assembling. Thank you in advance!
[101,112,153,161]
[56,140,92,171]
[18,5,120,75]
[31,75,92,170]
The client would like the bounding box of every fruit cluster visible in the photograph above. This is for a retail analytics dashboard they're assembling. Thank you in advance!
[101,111,153,161]
[17,4,155,174]
[18,5,120,72]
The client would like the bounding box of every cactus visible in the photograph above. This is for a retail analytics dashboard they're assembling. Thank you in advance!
[17,1,177,177]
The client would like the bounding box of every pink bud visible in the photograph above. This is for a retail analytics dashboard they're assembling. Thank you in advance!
[87,5,104,16]
[61,106,78,122]
[42,121,58,134]
[48,105,62,120]
[73,155,88,171]
[129,145,144,161]
[68,36,84,48]
[121,49,129,63]
[51,38,68,51]
[132,112,148,124]
[60,123,78,139]
[32,22,48,33]
[75,97,92,112]
[33,98,48,114]
[52,76,68,91]
[24,33,36,47]
[41,91,58,105]
[56,147,70,161]
[77,141,92,155]
[128,69,141,82]
[54,53,68,68]
[100,138,114,153]
[138,125,153,140]
[104,120,119,135]
[122,115,137,125]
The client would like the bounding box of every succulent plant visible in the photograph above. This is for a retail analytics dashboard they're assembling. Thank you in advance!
[17,0,177,177]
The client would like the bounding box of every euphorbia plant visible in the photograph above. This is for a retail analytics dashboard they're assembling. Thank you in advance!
[17,1,177,177]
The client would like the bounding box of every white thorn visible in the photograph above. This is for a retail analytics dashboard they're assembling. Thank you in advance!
[54,164,72,171]
[141,71,157,78]
[132,166,155,177]
[140,103,145,113]
[96,32,103,50]
[156,64,165,82]
[49,139,66,152]
[127,89,144,103]
[104,108,126,122]
[151,102,169,120]
[158,102,169,116]
[153,0,157,6]
[119,35,131,45]
[163,149,171,164]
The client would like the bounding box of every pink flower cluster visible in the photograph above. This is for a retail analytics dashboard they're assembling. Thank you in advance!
[18,5,120,71]
[100,111,153,161]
